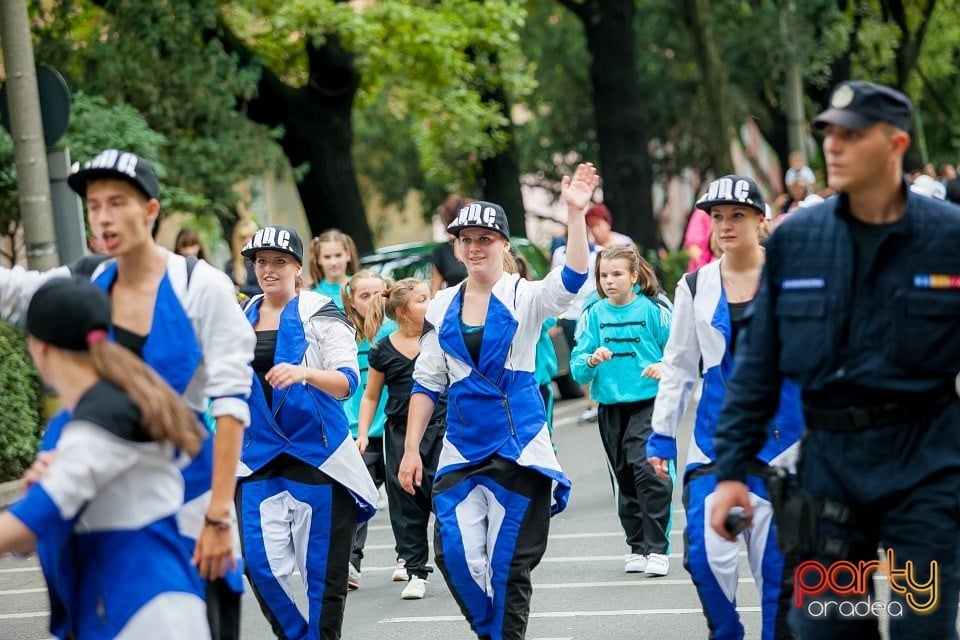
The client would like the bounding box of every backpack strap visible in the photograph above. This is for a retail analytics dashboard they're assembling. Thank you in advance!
[683,267,700,299]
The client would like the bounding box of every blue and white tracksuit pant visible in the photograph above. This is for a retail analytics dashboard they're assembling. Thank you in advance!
[683,471,793,640]
[433,456,552,640]
[236,456,357,640]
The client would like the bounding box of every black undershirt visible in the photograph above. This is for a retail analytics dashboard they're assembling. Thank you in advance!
[113,326,147,359]
[253,330,278,408]
[728,300,751,356]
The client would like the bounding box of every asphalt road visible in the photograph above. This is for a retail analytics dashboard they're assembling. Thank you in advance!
[10,391,922,640]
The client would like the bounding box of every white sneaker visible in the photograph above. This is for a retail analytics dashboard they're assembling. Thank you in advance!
[624,553,647,573]
[645,553,670,577]
[347,564,361,590]
[391,559,407,582]
[578,406,599,423]
[401,575,427,600]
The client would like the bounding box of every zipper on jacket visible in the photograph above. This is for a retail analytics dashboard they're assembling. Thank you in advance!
[305,388,328,448]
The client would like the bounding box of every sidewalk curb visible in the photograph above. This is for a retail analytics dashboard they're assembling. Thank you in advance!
[0,479,23,510]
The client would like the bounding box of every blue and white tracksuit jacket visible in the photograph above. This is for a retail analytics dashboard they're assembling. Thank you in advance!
[0,253,256,594]
[413,266,585,514]
[238,292,378,638]
[649,259,802,640]
[238,291,378,515]
[9,384,210,640]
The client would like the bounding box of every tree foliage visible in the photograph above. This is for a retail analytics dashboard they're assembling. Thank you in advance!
[30,0,282,229]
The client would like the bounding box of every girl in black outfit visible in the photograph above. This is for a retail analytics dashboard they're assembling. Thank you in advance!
[358,278,446,600]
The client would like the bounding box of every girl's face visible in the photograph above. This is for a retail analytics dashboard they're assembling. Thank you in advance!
[254,250,301,297]
[399,283,431,328]
[710,205,763,255]
[348,277,385,319]
[317,241,350,283]
[598,257,638,306]
[458,228,508,280]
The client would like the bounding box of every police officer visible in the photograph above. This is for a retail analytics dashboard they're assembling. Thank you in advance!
[710,81,960,639]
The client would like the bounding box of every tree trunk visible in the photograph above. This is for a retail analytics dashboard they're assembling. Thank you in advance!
[680,0,735,178]
[479,81,525,237]
[562,0,658,252]
[222,30,375,252]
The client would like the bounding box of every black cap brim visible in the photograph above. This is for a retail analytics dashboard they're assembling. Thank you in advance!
[67,168,155,200]
[446,223,510,239]
[241,245,303,264]
[812,109,876,131]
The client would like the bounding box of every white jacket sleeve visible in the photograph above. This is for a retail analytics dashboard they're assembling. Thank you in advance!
[650,276,701,455]
[520,266,580,324]
[305,314,359,398]
[187,263,256,425]
[0,265,70,323]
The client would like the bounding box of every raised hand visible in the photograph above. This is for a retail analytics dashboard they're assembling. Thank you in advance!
[560,162,600,213]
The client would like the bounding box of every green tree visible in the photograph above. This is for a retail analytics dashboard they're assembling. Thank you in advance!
[31,0,281,232]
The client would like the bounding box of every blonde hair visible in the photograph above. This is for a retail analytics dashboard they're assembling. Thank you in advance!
[595,245,659,299]
[230,219,258,286]
[309,229,359,285]
[342,269,393,343]
[370,278,426,327]
[87,341,204,455]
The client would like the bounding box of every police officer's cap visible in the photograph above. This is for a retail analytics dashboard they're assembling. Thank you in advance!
[446,201,510,239]
[241,225,304,264]
[68,149,160,200]
[27,277,111,352]
[696,175,766,215]
[813,81,913,132]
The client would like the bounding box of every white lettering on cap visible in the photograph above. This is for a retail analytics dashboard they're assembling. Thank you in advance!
[483,206,497,226]
[275,229,290,249]
[466,203,482,224]
[84,149,139,178]
[707,178,734,201]
[733,179,750,201]
[115,153,139,178]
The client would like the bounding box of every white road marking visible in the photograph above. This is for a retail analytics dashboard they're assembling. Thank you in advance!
[381,607,762,623]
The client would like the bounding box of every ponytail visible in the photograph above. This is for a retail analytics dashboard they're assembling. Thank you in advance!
[88,339,204,455]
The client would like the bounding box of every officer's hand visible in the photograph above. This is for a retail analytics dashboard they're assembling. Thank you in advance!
[710,480,753,542]
[398,449,423,495]
[647,456,672,480]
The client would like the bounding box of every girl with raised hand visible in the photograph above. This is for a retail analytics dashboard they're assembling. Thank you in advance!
[1,277,210,640]
[341,269,398,589]
[571,246,674,577]
[398,163,598,640]
[359,278,445,600]
[309,229,359,309]
[237,226,378,640]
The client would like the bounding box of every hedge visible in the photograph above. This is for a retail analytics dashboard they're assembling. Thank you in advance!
[0,323,43,482]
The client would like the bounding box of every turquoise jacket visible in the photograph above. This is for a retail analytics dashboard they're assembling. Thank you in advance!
[343,319,397,438]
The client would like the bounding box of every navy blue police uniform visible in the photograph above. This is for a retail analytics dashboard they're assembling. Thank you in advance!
[713,82,960,640]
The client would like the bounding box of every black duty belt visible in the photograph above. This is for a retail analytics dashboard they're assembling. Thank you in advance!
[803,387,956,432]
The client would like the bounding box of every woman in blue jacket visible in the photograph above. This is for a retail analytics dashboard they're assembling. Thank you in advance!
[648,175,802,640]
[237,226,378,640]
[2,277,210,639]
[398,163,597,640]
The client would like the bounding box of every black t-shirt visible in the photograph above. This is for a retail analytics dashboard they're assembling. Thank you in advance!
[369,335,446,427]
[431,242,467,288]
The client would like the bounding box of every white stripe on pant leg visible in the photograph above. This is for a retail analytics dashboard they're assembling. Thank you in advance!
[259,491,299,603]
[289,493,315,591]
[745,493,774,596]
[483,486,507,597]
[455,484,493,595]
[702,490,742,602]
